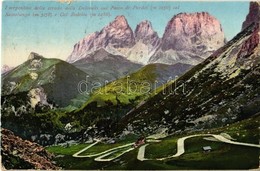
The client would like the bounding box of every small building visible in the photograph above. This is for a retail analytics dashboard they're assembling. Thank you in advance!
[202,146,212,152]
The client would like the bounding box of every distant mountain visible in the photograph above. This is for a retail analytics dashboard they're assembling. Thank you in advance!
[1,65,14,74]
[1,128,58,170]
[67,13,225,65]
[118,4,260,134]
[149,12,225,65]
[2,52,87,107]
[72,48,142,84]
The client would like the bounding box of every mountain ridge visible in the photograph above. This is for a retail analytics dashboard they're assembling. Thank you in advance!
[71,48,143,87]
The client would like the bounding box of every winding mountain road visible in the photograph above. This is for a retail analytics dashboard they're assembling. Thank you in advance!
[72,134,260,162]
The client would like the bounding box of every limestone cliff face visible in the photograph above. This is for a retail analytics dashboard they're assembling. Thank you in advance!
[67,32,99,63]
[161,12,225,52]
[149,12,225,65]
[242,1,260,30]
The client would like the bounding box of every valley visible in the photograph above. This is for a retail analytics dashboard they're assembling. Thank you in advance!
[47,114,260,170]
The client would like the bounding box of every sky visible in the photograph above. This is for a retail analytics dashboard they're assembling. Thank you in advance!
[2,0,249,67]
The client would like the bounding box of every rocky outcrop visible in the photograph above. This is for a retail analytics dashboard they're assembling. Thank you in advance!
[1,128,59,170]
[28,52,44,61]
[134,20,160,47]
[67,16,135,63]
[28,87,50,108]
[126,20,161,64]
[242,1,260,30]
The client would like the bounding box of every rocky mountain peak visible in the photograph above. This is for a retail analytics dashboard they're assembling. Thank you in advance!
[242,1,260,30]
[135,20,154,38]
[98,15,135,48]
[160,12,225,56]
[110,15,129,29]
[67,15,136,63]
[67,32,99,63]
[148,12,225,65]
[125,20,161,64]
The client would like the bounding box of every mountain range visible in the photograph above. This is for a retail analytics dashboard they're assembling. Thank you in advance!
[67,12,225,66]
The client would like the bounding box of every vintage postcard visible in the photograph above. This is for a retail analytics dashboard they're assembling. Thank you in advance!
[1,0,260,170]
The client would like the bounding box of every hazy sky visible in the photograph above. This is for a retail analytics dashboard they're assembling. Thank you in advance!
[2,1,249,67]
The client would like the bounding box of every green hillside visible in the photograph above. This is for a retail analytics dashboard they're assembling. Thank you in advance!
[2,52,87,107]
[81,63,192,107]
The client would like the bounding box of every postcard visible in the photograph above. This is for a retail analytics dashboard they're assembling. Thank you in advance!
[1,0,260,170]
